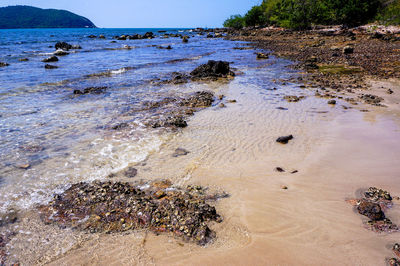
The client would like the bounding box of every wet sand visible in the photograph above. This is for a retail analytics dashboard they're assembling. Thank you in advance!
[37,72,400,265]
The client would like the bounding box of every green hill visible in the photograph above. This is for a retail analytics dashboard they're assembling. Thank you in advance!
[0,5,96,29]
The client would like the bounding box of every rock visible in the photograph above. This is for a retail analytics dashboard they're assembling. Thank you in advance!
[276,107,288,110]
[393,243,400,258]
[73,86,107,95]
[38,180,223,245]
[364,187,392,201]
[219,103,226,108]
[227,99,237,103]
[284,95,305,102]
[88,35,97,38]
[55,41,72,50]
[389,258,400,266]
[181,91,214,108]
[123,167,137,178]
[291,170,298,174]
[143,32,154,39]
[19,58,29,61]
[328,100,336,105]
[281,185,288,190]
[54,49,69,56]
[117,35,127,40]
[218,95,224,100]
[152,116,187,128]
[357,199,385,221]
[360,94,383,105]
[190,60,235,79]
[0,62,9,67]
[45,64,58,69]
[111,122,129,130]
[42,56,58,62]
[182,36,189,43]
[0,209,18,226]
[172,148,190,157]
[387,89,394,94]
[256,52,269,59]
[343,46,354,54]
[275,167,285,172]
[99,35,105,39]
[276,135,294,144]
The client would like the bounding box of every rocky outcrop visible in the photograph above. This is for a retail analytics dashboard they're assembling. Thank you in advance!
[190,60,235,79]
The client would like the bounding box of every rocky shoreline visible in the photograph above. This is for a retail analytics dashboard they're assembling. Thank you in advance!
[223,25,400,108]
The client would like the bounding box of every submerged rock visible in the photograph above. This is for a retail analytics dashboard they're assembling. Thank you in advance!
[73,86,107,95]
[42,56,58,62]
[360,94,383,106]
[256,52,269,59]
[172,148,190,157]
[284,95,305,102]
[39,180,225,245]
[54,49,69,56]
[123,167,138,178]
[44,64,58,69]
[0,62,9,67]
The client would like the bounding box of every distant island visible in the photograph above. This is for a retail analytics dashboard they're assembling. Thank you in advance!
[0,5,96,29]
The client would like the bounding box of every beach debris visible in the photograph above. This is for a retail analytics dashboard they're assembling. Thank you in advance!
[39,180,225,245]
[283,95,305,102]
[42,56,58,62]
[347,187,398,233]
[73,86,107,95]
[172,148,190,157]
[276,135,294,144]
[45,64,58,69]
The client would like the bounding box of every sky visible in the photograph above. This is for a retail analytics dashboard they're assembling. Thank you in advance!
[0,0,262,28]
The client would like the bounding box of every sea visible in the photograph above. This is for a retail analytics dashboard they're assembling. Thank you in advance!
[0,28,303,218]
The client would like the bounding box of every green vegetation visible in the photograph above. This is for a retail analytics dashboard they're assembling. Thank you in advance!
[224,0,400,29]
[0,5,96,29]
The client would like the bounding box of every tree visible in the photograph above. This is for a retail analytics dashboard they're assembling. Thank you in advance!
[223,15,245,29]
[244,5,267,26]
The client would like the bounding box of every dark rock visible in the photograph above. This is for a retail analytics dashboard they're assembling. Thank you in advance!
[182,36,189,43]
[343,46,354,54]
[256,52,269,59]
[152,116,187,128]
[360,94,383,105]
[54,49,69,56]
[74,86,107,95]
[172,148,190,157]
[328,100,336,105]
[357,199,385,221]
[123,167,137,178]
[275,167,285,172]
[19,58,29,61]
[190,60,235,79]
[284,95,305,102]
[364,187,392,201]
[45,64,58,69]
[55,41,72,50]
[291,170,298,174]
[276,107,288,110]
[111,122,129,130]
[99,35,105,39]
[143,32,154,39]
[0,62,9,67]
[88,35,97,38]
[42,56,58,62]
[387,89,394,94]
[276,135,294,144]
[38,180,224,245]
[181,91,214,108]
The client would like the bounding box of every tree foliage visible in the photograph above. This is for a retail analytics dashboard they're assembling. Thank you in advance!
[223,15,244,29]
[224,0,398,29]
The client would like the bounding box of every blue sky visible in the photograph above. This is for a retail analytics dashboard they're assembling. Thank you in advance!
[0,0,262,28]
